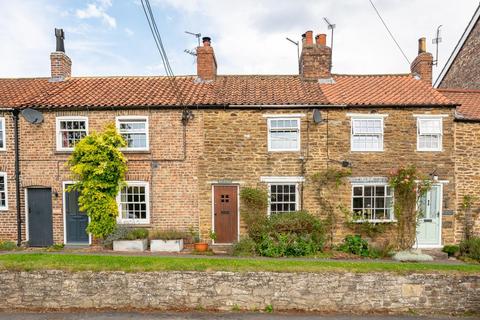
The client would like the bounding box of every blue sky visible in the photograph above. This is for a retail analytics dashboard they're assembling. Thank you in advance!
[0,0,478,80]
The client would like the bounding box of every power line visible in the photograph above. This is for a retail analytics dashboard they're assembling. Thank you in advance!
[369,0,411,65]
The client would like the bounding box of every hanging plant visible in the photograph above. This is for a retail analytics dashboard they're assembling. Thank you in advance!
[388,165,431,250]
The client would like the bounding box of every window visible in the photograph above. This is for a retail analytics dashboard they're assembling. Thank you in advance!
[117,181,149,224]
[0,117,5,151]
[417,117,442,151]
[0,172,7,210]
[351,117,384,151]
[352,184,393,221]
[56,117,88,151]
[116,116,149,151]
[269,183,299,215]
[267,118,300,151]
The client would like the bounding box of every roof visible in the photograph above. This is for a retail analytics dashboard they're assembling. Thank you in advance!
[439,88,480,121]
[0,74,454,110]
[434,4,480,88]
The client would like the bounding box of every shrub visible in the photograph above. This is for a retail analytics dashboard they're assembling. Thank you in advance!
[150,229,188,240]
[232,237,257,256]
[442,245,460,257]
[338,235,370,257]
[125,228,149,240]
[0,241,17,251]
[103,226,148,248]
[460,237,480,261]
[240,187,268,241]
[257,233,320,257]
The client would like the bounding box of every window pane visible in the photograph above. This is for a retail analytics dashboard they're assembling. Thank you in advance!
[352,184,394,221]
[269,183,297,214]
[119,183,148,222]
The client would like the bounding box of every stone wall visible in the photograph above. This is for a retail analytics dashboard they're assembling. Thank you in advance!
[0,270,478,314]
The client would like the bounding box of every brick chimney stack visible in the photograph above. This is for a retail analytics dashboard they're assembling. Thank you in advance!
[410,37,433,85]
[299,30,332,81]
[50,28,71,81]
[196,36,217,81]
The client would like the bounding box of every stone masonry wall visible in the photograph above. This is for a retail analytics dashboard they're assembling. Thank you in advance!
[199,107,458,244]
[0,270,478,314]
[454,122,480,239]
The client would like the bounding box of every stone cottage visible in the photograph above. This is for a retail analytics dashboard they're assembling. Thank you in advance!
[0,28,463,248]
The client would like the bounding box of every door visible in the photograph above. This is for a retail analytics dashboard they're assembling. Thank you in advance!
[65,186,89,244]
[213,185,238,243]
[417,185,442,247]
[27,188,53,247]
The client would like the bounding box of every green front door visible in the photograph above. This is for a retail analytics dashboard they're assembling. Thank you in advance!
[417,185,441,247]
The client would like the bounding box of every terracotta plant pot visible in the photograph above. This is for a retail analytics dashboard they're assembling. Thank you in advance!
[194,242,209,252]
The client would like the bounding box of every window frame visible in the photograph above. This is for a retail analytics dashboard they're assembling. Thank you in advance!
[55,116,89,152]
[115,116,149,151]
[350,116,385,152]
[116,181,150,225]
[267,117,301,152]
[416,117,443,152]
[0,117,5,151]
[267,182,300,216]
[0,172,8,211]
[350,183,394,223]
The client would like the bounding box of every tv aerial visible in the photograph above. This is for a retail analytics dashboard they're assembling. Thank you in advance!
[286,37,300,71]
[324,17,336,68]
[432,25,442,66]
[184,31,201,59]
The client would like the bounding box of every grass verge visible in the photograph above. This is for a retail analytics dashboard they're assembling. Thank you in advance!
[0,253,479,274]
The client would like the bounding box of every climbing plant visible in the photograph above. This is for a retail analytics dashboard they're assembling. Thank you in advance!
[311,167,351,246]
[388,165,431,250]
[67,123,127,239]
[461,194,478,240]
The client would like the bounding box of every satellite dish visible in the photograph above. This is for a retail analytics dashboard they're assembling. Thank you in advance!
[313,109,322,124]
[21,108,44,124]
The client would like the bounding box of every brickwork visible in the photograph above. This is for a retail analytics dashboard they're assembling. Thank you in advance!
[50,52,71,79]
[300,31,332,80]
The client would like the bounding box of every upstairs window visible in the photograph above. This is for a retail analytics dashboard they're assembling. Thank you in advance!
[117,181,150,224]
[0,117,5,151]
[56,117,88,151]
[352,184,394,222]
[267,118,300,152]
[417,118,442,151]
[116,116,149,151]
[0,172,7,210]
[351,118,384,151]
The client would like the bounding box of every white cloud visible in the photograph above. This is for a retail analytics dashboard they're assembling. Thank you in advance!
[124,28,134,36]
[76,1,116,28]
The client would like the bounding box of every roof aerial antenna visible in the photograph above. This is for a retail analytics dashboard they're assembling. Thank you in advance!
[432,25,442,66]
[286,37,300,72]
[185,30,202,46]
[323,17,336,68]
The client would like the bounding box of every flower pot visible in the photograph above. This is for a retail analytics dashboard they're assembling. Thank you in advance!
[113,239,148,252]
[151,239,184,252]
[194,242,209,252]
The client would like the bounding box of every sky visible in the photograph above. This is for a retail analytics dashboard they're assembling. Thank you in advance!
[0,0,478,82]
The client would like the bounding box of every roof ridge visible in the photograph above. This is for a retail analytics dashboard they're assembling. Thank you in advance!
[332,73,412,77]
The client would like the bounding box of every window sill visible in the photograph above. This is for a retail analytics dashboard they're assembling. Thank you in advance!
[416,149,443,152]
[121,150,151,154]
[350,150,384,153]
[267,150,301,153]
[117,221,150,226]
[351,219,396,224]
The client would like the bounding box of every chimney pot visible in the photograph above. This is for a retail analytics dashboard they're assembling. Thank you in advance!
[50,28,71,81]
[202,37,211,46]
[418,37,426,54]
[316,34,327,46]
[410,37,433,85]
[304,31,313,45]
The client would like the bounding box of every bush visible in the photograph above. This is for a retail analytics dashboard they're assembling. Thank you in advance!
[150,229,188,240]
[338,235,370,257]
[460,237,480,261]
[442,245,460,257]
[103,226,149,248]
[0,241,17,251]
[240,187,268,241]
[257,233,320,257]
[232,237,257,256]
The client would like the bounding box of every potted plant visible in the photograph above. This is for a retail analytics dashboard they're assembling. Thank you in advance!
[112,228,149,252]
[193,231,209,252]
[150,229,185,252]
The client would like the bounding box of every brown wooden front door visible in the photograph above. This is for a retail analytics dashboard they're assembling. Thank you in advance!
[213,185,238,243]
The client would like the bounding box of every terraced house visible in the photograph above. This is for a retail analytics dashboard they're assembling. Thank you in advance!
[0,28,467,249]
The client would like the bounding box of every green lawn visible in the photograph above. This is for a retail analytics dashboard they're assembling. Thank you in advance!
[0,253,479,274]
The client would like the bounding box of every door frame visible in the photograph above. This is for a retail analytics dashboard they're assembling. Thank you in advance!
[416,183,443,249]
[24,187,53,244]
[63,181,92,245]
[211,184,240,245]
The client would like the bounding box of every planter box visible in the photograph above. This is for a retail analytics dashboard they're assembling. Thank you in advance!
[150,239,184,252]
[113,239,148,252]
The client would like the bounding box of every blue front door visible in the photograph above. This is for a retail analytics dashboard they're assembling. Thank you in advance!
[65,186,89,244]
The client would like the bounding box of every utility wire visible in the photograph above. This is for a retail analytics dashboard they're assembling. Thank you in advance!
[369,0,411,65]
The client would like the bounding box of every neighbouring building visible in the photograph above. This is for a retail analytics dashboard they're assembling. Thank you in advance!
[437,4,480,239]
[0,27,466,249]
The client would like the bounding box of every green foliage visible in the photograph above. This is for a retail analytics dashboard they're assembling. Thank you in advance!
[232,237,257,256]
[460,237,480,261]
[264,305,273,313]
[240,187,269,240]
[102,226,148,248]
[68,123,127,239]
[345,220,393,239]
[461,195,478,240]
[46,243,65,252]
[209,230,217,241]
[0,241,17,251]
[124,228,149,240]
[388,165,431,250]
[442,245,460,257]
[149,229,188,240]
[338,235,370,257]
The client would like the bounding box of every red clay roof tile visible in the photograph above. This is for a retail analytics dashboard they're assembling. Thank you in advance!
[439,89,480,120]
